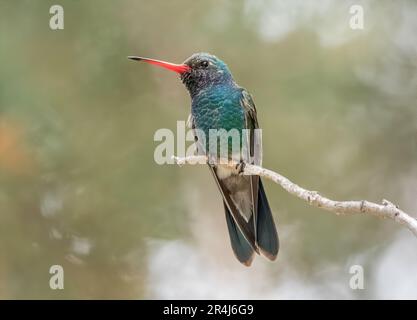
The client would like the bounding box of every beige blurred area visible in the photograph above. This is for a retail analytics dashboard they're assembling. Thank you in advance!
[0,0,416,299]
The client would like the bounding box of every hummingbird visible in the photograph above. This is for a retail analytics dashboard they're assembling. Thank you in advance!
[128,53,278,266]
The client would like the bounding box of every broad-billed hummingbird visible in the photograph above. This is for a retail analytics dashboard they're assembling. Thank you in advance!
[128,53,278,266]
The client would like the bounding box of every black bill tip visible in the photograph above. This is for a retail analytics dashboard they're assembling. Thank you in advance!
[127,56,143,61]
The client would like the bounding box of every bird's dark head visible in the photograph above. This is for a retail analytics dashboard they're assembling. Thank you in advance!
[180,53,233,96]
[128,52,233,96]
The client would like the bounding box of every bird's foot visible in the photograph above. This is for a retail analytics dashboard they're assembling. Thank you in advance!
[236,161,246,175]
[207,154,218,166]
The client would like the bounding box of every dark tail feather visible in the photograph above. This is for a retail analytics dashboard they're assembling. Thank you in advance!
[256,179,279,260]
[224,203,255,266]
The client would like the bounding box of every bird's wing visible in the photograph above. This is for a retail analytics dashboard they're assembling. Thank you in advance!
[240,89,279,260]
[239,88,262,241]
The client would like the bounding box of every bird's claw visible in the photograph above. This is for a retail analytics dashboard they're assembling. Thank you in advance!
[236,161,246,175]
[207,155,218,166]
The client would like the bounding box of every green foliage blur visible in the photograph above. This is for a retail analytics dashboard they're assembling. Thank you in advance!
[0,0,416,298]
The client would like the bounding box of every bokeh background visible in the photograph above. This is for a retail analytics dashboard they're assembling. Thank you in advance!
[0,0,416,299]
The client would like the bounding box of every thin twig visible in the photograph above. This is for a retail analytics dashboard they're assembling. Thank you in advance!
[172,155,417,238]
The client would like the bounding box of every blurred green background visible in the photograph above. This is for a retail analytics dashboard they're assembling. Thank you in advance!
[0,0,416,299]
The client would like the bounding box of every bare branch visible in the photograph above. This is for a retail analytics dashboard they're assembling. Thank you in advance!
[172,155,417,238]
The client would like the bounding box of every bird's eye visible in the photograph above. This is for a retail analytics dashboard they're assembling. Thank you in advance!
[200,60,209,68]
